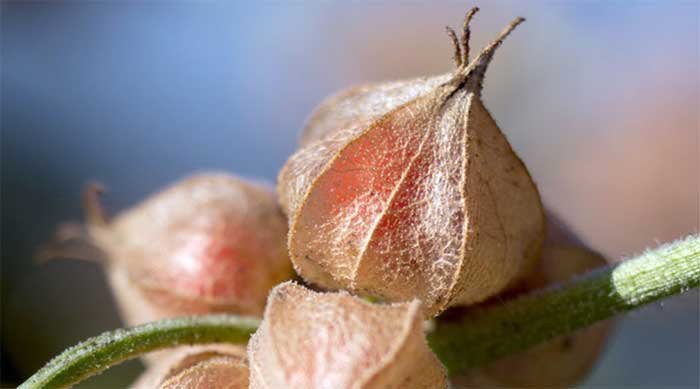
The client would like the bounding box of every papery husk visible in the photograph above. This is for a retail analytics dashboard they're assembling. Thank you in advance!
[132,345,248,389]
[40,173,293,364]
[298,74,452,148]
[247,281,448,389]
[102,173,292,319]
[278,11,544,317]
[453,212,612,388]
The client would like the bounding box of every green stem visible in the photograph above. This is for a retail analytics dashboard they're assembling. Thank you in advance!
[20,235,699,388]
[18,315,259,389]
[428,234,700,374]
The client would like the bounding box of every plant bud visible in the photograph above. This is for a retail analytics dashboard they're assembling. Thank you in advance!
[41,173,293,324]
[278,9,544,317]
[132,345,248,389]
[453,213,612,388]
[247,281,448,389]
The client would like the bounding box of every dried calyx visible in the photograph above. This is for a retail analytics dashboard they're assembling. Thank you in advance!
[132,345,249,389]
[41,173,293,325]
[247,282,448,389]
[278,8,544,317]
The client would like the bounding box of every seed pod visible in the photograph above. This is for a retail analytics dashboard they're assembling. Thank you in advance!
[132,345,248,389]
[41,173,293,323]
[247,281,448,389]
[453,213,612,388]
[278,9,544,317]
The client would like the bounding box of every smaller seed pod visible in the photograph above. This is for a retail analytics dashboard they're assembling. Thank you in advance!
[247,281,448,389]
[40,173,293,324]
[278,8,544,317]
[453,213,612,388]
[132,345,248,389]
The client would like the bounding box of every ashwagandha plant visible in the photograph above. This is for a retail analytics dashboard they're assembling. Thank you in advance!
[21,8,700,389]
[38,172,295,368]
[278,7,543,318]
[19,235,700,388]
[247,282,448,388]
[40,173,293,322]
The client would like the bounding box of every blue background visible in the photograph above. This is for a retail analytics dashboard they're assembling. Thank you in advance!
[2,1,698,387]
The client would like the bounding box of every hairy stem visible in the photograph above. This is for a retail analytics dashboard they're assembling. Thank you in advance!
[18,315,259,389]
[429,234,700,373]
[20,235,699,388]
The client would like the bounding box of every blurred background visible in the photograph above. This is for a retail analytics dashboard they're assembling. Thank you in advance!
[2,1,698,387]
